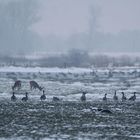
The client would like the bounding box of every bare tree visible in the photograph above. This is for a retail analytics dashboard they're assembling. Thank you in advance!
[88,5,100,49]
[0,0,40,55]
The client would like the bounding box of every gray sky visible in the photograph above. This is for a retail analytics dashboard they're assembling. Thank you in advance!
[1,0,140,55]
[33,0,140,38]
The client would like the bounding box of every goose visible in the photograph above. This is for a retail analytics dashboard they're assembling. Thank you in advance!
[90,108,112,114]
[80,92,87,102]
[129,92,136,101]
[100,109,113,114]
[113,91,118,101]
[22,92,28,102]
[103,93,107,101]
[11,92,17,101]
[121,92,127,101]
[40,90,46,101]
[53,96,60,102]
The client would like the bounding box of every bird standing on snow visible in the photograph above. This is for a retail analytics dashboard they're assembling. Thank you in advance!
[80,92,87,102]
[121,92,127,101]
[11,92,17,101]
[103,93,107,101]
[40,90,46,101]
[53,96,60,102]
[113,90,118,101]
[129,92,136,101]
[22,92,28,102]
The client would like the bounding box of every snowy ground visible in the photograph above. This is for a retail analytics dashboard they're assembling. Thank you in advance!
[0,66,140,139]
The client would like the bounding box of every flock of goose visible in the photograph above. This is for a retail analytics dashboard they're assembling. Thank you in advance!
[8,77,138,117]
[11,92,28,102]
[11,90,61,102]
[10,89,137,115]
[10,80,137,103]
[81,91,136,102]
[102,91,136,101]
[11,90,137,102]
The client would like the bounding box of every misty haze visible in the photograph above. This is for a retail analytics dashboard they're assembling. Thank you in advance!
[0,0,140,140]
[0,0,140,67]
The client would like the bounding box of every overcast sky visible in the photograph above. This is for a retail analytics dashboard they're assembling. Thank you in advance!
[1,0,140,56]
[33,0,140,38]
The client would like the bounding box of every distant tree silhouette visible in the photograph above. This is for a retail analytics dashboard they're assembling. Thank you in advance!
[0,0,40,55]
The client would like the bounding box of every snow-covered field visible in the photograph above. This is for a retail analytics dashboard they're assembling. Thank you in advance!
[0,66,140,101]
[0,66,140,140]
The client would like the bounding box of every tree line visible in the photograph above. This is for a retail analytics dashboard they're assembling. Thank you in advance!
[0,49,140,68]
